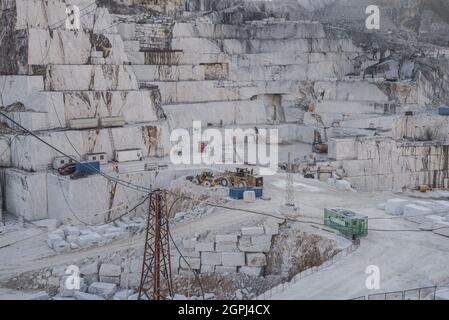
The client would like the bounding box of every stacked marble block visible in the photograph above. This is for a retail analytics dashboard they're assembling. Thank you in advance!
[50,261,140,299]
[381,198,449,237]
[384,198,449,218]
[0,0,170,223]
[172,220,280,277]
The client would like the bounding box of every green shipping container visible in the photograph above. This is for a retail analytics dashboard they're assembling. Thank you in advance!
[324,208,368,238]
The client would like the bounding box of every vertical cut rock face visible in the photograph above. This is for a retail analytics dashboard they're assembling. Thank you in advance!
[105,0,449,192]
[2,0,449,223]
[0,0,171,224]
[0,2,27,75]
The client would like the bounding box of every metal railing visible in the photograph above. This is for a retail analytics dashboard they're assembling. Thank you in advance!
[351,286,438,300]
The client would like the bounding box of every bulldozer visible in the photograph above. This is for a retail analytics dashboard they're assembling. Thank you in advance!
[218,168,264,188]
[186,171,217,187]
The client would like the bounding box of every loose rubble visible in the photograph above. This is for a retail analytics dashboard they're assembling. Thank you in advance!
[46,218,145,252]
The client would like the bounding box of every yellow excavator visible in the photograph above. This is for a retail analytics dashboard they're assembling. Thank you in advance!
[313,130,328,154]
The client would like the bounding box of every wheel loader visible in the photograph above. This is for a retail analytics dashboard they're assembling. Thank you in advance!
[186,171,217,187]
[218,168,264,188]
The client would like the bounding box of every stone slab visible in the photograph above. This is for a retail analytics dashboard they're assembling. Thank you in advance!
[239,266,263,277]
[241,227,265,236]
[386,199,409,215]
[88,282,117,299]
[222,252,245,267]
[201,252,222,266]
[246,253,267,267]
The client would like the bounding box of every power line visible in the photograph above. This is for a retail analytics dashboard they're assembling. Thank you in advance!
[0,111,151,193]
[2,107,448,234]
[0,195,149,252]
[166,194,205,299]
[165,190,449,234]
[61,191,149,227]
[22,6,151,194]
[32,11,152,228]
[95,20,122,34]
[167,227,205,299]
[47,1,98,31]
[35,1,99,65]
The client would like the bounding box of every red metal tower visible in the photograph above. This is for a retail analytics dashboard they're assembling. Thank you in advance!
[138,189,173,300]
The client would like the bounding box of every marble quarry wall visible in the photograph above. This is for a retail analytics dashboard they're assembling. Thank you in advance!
[2,0,449,223]
[0,0,169,223]
[329,135,449,191]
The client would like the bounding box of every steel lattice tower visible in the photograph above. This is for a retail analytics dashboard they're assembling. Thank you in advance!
[285,153,296,207]
[138,189,173,300]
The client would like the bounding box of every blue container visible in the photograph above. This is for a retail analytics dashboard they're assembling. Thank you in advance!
[75,160,100,175]
[229,187,263,200]
[438,106,449,116]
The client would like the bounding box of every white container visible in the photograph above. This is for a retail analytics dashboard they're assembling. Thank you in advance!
[99,116,125,128]
[114,149,143,163]
[86,153,108,165]
[53,156,76,170]
[68,118,98,129]
[145,163,158,171]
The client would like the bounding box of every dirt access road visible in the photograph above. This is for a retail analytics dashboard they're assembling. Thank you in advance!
[1,174,449,299]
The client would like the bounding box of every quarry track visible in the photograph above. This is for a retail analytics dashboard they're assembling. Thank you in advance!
[2,175,449,299]
[0,201,269,283]
[267,182,449,300]
[271,225,449,300]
